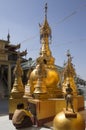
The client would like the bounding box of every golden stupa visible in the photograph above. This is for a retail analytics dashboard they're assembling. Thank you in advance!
[62,50,78,96]
[53,50,85,130]
[27,3,61,99]
[10,54,24,98]
[9,54,27,119]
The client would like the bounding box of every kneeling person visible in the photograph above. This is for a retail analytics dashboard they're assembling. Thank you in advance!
[12,103,33,129]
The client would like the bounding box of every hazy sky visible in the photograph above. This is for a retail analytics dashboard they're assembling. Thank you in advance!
[0,0,86,80]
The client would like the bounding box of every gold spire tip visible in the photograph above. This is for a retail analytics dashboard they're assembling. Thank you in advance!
[45,3,48,19]
[67,50,70,58]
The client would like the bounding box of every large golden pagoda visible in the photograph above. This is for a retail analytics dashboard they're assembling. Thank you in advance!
[27,3,61,98]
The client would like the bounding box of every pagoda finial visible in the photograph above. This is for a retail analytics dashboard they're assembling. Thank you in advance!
[7,30,10,43]
[67,50,71,58]
[39,3,51,41]
[45,3,47,19]
[67,50,73,63]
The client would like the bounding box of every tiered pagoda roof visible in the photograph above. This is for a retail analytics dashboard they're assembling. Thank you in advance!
[0,34,27,62]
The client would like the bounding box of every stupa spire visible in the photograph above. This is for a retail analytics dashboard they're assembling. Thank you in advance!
[40,3,51,42]
[63,50,76,79]
[7,31,10,43]
[45,3,47,19]
[39,3,54,66]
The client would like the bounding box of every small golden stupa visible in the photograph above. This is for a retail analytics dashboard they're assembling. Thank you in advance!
[9,53,27,119]
[62,50,78,96]
[53,50,85,130]
[10,54,24,98]
[27,3,62,98]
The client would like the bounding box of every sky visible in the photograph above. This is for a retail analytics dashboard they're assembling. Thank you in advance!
[0,0,86,80]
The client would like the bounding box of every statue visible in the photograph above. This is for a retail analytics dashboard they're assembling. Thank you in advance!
[65,83,75,113]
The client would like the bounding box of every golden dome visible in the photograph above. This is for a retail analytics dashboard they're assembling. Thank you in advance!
[44,69,60,88]
[29,67,60,94]
[53,111,85,130]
